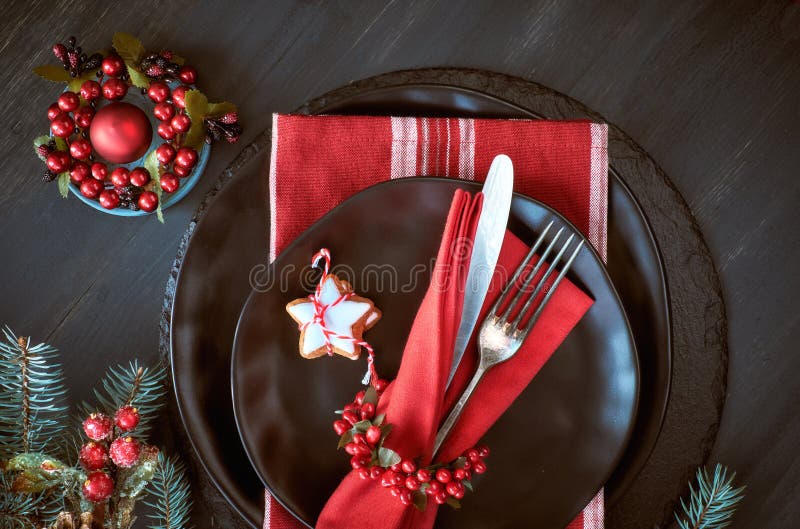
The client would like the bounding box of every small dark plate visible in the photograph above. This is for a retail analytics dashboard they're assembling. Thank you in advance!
[231,178,639,529]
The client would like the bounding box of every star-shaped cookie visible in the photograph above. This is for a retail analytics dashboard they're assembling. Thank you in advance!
[286,274,381,360]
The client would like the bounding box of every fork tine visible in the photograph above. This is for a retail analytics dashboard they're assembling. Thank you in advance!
[487,221,554,318]
[497,227,565,324]
[517,239,585,339]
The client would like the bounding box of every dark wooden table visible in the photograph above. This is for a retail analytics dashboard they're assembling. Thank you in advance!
[1,2,798,528]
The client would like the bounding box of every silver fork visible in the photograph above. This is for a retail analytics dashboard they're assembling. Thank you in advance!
[431,221,586,458]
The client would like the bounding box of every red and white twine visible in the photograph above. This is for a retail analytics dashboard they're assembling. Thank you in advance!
[301,248,378,385]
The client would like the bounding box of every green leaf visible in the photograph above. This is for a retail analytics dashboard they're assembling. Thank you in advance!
[379,423,393,443]
[126,64,149,89]
[113,32,146,64]
[33,65,71,83]
[183,120,206,152]
[118,446,159,498]
[143,150,166,223]
[54,136,67,151]
[372,413,385,427]
[57,173,70,198]
[171,54,186,66]
[377,447,401,467]
[462,479,473,492]
[412,490,427,512]
[337,430,354,450]
[445,497,461,510]
[363,386,378,406]
[184,89,209,121]
[353,419,372,433]
[67,70,98,93]
[33,136,51,160]
[453,456,467,469]
[206,101,237,119]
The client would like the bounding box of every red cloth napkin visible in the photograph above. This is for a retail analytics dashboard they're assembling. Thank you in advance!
[266,115,609,529]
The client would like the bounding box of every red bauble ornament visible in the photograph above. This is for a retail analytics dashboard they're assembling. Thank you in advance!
[73,106,95,129]
[172,164,191,178]
[47,103,62,121]
[69,138,92,160]
[89,102,152,164]
[79,441,109,470]
[157,122,175,140]
[153,102,175,122]
[159,172,179,193]
[138,191,158,212]
[102,78,128,100]
[171,85,190,109]
[57,92,80,112]
[80,80,102,101]
[170,113,191,133]
[174,146,198,168]
[82,413,113,440]
[98,189,120,209]
[46,151,70,173]
[110,167,130,187]
[178,65,198,84]
[109,436,141,467]
[91,162,108,181]
[70,161,90,184]
[114,406,140,431]
[82,471,114,503]
[147,81,170,103]
[156,143,176,164]
[129,167,151,187]
[101,55,125,77]
[50,114,74,137]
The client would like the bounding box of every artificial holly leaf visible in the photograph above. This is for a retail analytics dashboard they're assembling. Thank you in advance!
[445,497,461,510]
[118,445,159,498]
[5,453,70,492]
[171,53,186,65]
[58,172,70,198]
[4,453,66,473]
[183,121,206,152]
[67,70,98,93]
[363,386,379,406]
[33,135,51,161]
[126,64,149,89]
[184,89,209,122]
[144,150,165,223]
[33,65,71,83]
[113,32,146,64]
[453,456,467,469]
[379,423,393,443]
[353,419,372,433]
[462,479,473,492]
[54,136,67,151]
[205,101,237,119]
[412,490,428,512]
[377,446,401,467]
[337,430,354,450]
[372,413,385,427]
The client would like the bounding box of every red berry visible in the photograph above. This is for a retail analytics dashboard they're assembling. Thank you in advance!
[354,390,366,405]
[79,442,109,470]
[52,44,67,62]
[157,122,176,140]
[357,468,370,480]
[400,459,416,474]
[453,468,467,481]
[473,461,487,474]
[435,468,452,483]
[221,112,239,124]
[332,419,349,436]
[47,103,63,121]
[156,143,176,164]
[73,106,95,128]
[390,463,402,473]
[381,470,397,488]
[404,475,420,491]
[171,85,190,108]
[400,490,414,506]
[138,191,158,212]
[70,161,90,184]
[153,102,175,122]
[46,151,70,173]
[174,146,198,168]
[109,436,141,467]
[390,485,402,497]
[369,466,384,480]
[446,481,465,499]
[373,379,389,393]
[82,471,114,503]
[147,81,171,104]
[69,138,92,160]
[101,55,125,77]
[58,91,80,112]
[425,480,442,495]
[350,456,367,470]
[365,425,381,446]
[102,78,128,100]
[173,163,191,178]
[477,446,490,458]
[178,65,198,84]
[80,80,102,101]
[344,442,359,456]
[416,469,431,483]
[114,406,140,431]
[434,491,448,505]
[50,114,74,137]
[359,402,375,421]
[352,433,367,446]
[98,189,120,209]
[465,449,480,462]
[82,413,113,441]
[170,113,191,133]
[129,167,151,187]
[341,410,358,426]
[110,167,130,187]
[80,179,103,199]
[91,162,108,181]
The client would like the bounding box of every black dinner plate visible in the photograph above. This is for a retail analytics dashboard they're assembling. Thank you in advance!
[169,83,670,527]
[231,178,640,529]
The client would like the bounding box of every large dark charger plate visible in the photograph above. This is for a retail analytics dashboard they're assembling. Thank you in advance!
[169,82,670,527]
[232,178,640,529]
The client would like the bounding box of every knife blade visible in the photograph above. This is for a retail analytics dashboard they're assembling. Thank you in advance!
[446,154,514,389]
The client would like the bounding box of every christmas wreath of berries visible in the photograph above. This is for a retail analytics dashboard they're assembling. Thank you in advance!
[32,33,242,221]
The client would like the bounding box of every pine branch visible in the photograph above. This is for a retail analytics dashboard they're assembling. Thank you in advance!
[0,327,67,459]
[0,472,57,529]
[675,464,745,529]
[143,454,192,529]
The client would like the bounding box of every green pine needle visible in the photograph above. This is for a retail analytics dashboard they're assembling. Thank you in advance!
[675,464,745,529]
[0,327,67,458]
[144,453,193,529]
[0,472,61,529]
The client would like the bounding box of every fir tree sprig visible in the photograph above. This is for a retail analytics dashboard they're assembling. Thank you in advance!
[144,454,192,529]
[0,472,62,529]
[0,328,67,458]
[675,464,745,529]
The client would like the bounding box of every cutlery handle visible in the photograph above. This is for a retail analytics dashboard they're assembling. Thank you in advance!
[432,366,486,459]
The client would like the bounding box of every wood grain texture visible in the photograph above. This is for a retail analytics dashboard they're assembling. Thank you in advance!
[0,1,798,528]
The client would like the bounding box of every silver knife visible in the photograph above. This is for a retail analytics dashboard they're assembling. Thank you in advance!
[446,154,514,389]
